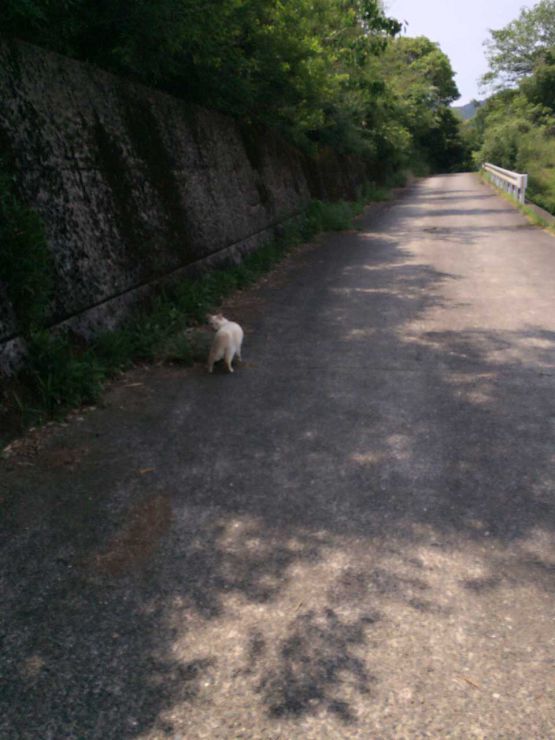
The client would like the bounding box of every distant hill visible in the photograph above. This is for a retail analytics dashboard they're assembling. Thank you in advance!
[452,101,483,120]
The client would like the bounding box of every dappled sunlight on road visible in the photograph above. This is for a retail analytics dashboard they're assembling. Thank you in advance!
[2,174,553,738]
[344,327,378,340]
[139,176,555,734]
[143,506,553,737]
[404,329,555,371]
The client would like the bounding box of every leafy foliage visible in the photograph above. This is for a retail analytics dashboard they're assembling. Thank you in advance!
[2,1,396,149]
[22,330,106,416]
[466,1,555,214]
[0,0,466,169]
[3,193,384,433]
[482,0,555,89]
[519,50,555,112]
[0,2,471,440]
[376,36,468,172]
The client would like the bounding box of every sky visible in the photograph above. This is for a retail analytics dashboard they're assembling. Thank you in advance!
[385,0,540,105]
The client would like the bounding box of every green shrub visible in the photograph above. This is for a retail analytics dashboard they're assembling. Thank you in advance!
[305,200,355,233]
[171,278,215,323]
[516,127,555,215]
[156,332,195,365]
[22,331,106,417]
[93,329,136,373]
[359,182,393,201]
[5,185,391,430]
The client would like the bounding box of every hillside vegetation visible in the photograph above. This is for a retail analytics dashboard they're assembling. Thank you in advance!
[452,101,483,121]
[465,0,555,214]
[0,1,470,430]
[1,0,468,175]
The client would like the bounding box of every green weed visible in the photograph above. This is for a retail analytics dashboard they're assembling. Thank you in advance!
[481,171,555,235]
[4,186,393,435]
[305,200,356,232]
[22,331,106,418]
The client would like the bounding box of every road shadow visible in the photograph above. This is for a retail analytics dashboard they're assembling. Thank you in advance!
[1,179,554,736]
[256,609,377,722]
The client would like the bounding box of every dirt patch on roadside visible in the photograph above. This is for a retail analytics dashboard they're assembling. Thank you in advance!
[89,493,173,577]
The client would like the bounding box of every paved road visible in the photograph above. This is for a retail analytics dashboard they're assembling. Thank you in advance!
[1,173,554,738]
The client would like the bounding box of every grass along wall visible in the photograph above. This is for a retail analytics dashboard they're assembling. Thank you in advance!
[0,38,372,375]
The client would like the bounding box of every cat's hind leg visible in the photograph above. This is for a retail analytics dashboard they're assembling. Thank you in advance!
[224,347,235,373]
[208,337,225,373]
[207,348,218,373]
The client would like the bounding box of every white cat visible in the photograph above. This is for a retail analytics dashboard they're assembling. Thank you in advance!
[207,314,244,373]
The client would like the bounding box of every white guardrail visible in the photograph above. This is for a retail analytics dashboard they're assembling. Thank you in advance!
[482,162,528,204]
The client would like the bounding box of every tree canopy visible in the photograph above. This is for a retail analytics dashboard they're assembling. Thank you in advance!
[1,0,467,173]
[482,0,555,88]
[466,0,555,214]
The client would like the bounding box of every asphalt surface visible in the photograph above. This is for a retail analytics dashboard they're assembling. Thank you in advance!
[1,173,554,738]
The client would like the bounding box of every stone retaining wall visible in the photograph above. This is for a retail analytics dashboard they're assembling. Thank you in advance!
[0,39,370,373]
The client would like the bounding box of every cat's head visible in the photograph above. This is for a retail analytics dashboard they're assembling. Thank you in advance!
[207,313,226,330]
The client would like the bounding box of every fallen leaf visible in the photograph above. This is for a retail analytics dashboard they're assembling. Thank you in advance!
[138,467,155,475]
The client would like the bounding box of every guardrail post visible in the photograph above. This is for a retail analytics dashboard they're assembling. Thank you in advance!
[518,174,528,204]
[483,163,528,205]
